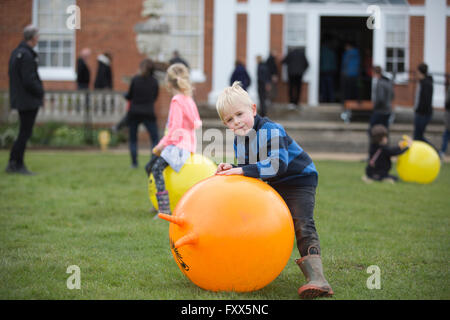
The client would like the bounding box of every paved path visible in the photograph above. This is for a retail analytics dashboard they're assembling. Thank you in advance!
[20,148,449,163]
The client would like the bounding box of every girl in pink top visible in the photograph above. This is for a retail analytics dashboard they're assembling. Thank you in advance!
[145,63,202,214]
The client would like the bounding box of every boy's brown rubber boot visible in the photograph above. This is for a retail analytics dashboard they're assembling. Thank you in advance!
[296,247,334,299]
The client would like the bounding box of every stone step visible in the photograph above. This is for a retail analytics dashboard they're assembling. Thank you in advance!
[137,103,447,155]
[197,103,446,125]
[195,105,445,154]
[196,123,444,154]
[200,118,444,133]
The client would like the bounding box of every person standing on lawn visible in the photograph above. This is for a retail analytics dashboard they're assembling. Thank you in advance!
[439,85,450,159]
[368,66,394,132]
[6,25,44,175]
[413,63,434,147]
[124,58,160,169]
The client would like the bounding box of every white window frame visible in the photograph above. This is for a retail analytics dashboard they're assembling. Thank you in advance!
[32,0,76,81]
[384,14,409,84]
[285,13,307,49]
[283,13,308,82]
[164,0,205,83]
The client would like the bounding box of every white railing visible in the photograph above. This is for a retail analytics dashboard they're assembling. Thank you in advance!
[1,90,128,124]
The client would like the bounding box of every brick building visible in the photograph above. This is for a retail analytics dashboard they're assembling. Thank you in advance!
[0,0,449,120]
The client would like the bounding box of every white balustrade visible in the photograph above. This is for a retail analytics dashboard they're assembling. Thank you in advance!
[0,90,127,124]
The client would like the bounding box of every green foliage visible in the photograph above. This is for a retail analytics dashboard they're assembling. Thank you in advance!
[48,126,85,147]
[0,152,449,299]
[30,122,65,146]
[0,125,18,148]
[0,122,126,148]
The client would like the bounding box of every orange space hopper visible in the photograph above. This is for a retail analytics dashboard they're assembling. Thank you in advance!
[159,175,295,292]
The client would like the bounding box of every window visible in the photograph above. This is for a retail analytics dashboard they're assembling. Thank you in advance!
[33,0,76,80]
[287,0,408,4]
[164,0,204,80]
[385,15,408,79]
[286,13,307,49]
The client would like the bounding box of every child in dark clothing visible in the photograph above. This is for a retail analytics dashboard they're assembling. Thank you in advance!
[215,81,333,299]
[363,124,412,183]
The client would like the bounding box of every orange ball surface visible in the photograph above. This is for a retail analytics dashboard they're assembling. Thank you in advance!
[159,175,295,292]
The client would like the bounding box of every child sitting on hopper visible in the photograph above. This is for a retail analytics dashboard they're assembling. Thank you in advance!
[145,63,201,215]
[215,81,333,299]
[363,124,412,183]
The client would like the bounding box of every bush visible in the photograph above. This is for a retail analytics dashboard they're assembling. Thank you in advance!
[0,122,126,148]
[49,126,85,147]
[0,126,18,148]
[30,122,64,145]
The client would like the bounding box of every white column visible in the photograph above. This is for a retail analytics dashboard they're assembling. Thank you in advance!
[424,0,446,108]
[208,0,237,105]
[246,0,271,104]
[306,11,320,106]
[372,11,386,97]
[372,12,385,71]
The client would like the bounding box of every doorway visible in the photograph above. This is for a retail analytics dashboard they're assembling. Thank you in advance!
[319,16,373,103]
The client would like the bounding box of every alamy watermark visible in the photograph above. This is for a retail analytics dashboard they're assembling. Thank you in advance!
[186,127,281,177]
[66,265,81,289]
[66,5,81,30]
[366,265,381,290]
[366,5,381,30]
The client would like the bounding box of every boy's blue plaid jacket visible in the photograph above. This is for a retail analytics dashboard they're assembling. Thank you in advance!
[234,114,318,187]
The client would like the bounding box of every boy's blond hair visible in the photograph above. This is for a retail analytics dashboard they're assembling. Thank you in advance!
[216,81,254,121]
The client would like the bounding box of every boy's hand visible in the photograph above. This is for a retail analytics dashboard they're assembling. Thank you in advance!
[216,163,233,174]
[216,167,244,176]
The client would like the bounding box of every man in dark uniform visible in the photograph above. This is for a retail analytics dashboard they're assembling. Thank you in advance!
[6,25,44,175]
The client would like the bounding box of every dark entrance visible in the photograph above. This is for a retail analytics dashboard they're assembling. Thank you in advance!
[319,16,373,103]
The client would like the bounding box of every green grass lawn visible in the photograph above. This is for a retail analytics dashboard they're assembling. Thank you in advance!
[0,150,449,300]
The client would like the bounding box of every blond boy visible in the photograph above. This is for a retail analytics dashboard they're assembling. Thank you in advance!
[215,82,333,299]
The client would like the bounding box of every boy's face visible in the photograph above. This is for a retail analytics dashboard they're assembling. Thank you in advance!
[222,103,257,136]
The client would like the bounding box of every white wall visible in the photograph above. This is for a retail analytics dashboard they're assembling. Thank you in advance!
[246,0,270,105]
[424,0,447,108]
[209,1,445,108]
[208,0,236,105]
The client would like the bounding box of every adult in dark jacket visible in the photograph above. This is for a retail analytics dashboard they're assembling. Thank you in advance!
[169,50,189,69]
[76,48,91,89]
[282,47,309,109]
[230,61,251,91]
[125,59,160,168]
[440,85,450,158]
[341,42,360,100]
[413,63,434,147]
[94,52,113,89]
[319,41,337,102]
[266,49,279,102]
[6,25,44,175]
[369,66,394,133]
[256,55,271,117]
